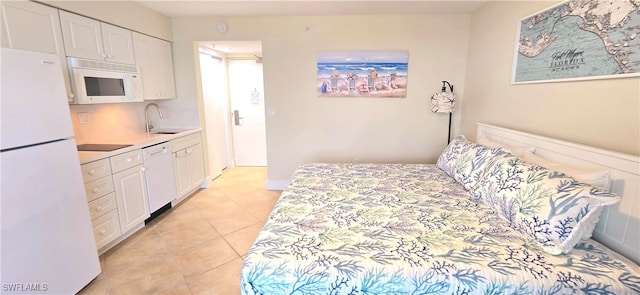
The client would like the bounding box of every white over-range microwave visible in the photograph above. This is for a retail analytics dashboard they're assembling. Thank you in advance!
[67,57,143,104]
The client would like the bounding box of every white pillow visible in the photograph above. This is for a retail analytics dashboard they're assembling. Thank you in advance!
[436,135,504,191]
[471,153,619,255]
[522,151,611,192]
[476,136,535,157]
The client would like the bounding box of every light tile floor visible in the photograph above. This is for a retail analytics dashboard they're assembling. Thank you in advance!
[79,167,281,295]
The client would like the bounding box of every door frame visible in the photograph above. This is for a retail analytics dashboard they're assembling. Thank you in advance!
[198,47,233,176]
[196,41,266,176]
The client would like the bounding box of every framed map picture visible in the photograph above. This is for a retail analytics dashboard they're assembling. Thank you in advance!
[512,0,640,84]
[317,51,408,98]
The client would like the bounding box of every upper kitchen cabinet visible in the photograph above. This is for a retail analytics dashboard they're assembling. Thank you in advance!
[132,32,176,100]
[59,11,135,65]
[1,1,74,102]
[1,1,63,54]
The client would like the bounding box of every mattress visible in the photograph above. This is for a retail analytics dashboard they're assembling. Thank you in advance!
[241,163,640,294]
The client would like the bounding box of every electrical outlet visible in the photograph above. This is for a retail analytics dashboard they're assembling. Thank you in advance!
[78,112,90,125]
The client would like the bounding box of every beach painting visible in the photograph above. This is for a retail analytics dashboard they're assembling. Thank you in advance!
[317,51,408,98]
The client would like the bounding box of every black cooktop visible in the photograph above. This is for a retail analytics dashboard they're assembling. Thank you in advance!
[77,144,133,152]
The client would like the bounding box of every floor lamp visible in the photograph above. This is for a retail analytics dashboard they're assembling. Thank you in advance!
[430,81,456,145]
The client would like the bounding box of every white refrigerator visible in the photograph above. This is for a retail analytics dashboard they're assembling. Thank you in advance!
[1,48,100,294]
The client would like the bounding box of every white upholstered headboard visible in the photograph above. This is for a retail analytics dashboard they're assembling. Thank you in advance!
[476,123,639,265]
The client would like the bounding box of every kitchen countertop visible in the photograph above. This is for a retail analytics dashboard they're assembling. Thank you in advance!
[77,128,202,164]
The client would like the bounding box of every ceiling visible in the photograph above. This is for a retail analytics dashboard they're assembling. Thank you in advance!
[199,41,263,56]
[135,1,489,18]
[140,1,488,55]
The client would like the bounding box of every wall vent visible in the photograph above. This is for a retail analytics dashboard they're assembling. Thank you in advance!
[67,57,138,73]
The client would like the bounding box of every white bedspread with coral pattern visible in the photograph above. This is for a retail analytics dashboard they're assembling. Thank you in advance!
[240,163,640,294]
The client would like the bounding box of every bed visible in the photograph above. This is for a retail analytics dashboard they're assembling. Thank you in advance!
[241,124,640,294]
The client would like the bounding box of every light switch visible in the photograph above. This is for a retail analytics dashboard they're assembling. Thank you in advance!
[78,112,90,125]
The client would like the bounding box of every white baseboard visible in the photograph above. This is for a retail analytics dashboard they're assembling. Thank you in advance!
[266,179,289,190]
[200,176,212,189]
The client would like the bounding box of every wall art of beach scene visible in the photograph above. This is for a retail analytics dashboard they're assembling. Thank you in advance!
[317,51,408,98]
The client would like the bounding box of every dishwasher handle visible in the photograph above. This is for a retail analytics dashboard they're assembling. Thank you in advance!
[149,146,168,156]
[143,143,171,159]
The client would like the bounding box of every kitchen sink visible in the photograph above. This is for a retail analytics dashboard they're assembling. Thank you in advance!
[150,128,194,135]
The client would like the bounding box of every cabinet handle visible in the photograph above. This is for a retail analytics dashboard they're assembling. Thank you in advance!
[40,60,54,64]
[96,206,103,212]
[100,229,107,236]
[101,54,107,58]
[88,169,96,175]
[92,188,99,193]
[126,158,133,163]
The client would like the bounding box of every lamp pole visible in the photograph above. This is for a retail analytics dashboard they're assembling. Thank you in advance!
[441,81,454,145]
[448,112,452,144]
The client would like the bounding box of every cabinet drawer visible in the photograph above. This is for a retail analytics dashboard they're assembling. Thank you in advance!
[88,192,117,220]
[171,132,201,151]
[110,149,143,173]
[84,175,114,202]
[92,209,121,250]
[81,158,111,183]
[174,143,201,158]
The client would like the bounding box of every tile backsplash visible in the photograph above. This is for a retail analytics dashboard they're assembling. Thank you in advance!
[69,99,200,144]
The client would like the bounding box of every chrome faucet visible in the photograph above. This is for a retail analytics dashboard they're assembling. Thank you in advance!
[144,103,164,133]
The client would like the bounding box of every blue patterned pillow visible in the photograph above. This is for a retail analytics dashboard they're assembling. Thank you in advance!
[472,154,620,255]
[436,135,504,191]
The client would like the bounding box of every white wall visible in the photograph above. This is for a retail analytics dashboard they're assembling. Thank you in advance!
[171,14,471,185]
[463,1,640,156]
[70,103,145,144]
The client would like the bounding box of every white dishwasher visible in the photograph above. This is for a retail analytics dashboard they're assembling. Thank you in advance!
[143,142,178,215]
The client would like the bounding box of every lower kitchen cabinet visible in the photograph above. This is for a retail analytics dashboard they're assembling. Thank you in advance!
[80,149,149,254]
[172,132,205,200]
[78,131,205,253]
[87,192,117,220]
[91,208,121,249]
[112,164,149,233]
[85,181,121,250]
[81,159,120,251]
